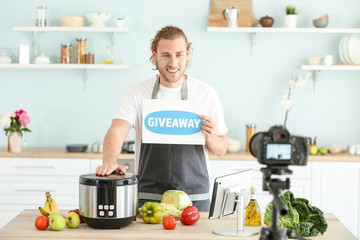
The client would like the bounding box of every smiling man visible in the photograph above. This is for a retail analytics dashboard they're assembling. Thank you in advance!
[96,25,228,211]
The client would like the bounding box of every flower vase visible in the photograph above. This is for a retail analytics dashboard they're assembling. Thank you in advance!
[8,132,22,153]
[284,15,298,28]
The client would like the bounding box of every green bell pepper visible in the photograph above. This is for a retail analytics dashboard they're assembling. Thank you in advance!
[141,202,165,224]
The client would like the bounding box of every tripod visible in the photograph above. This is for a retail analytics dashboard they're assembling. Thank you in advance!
[259,166,305,240]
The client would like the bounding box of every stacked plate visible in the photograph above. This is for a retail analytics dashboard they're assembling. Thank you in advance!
[339,36,360,65]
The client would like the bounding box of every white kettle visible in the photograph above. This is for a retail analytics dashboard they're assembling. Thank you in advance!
[223,7,240,28]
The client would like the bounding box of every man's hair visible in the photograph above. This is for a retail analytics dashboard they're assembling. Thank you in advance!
[150,25,192,67]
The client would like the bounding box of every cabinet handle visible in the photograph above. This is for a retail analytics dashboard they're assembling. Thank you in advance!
[14,164,55,168]
[15,188,56,192]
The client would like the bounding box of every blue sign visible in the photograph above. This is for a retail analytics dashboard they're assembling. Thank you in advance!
[144,110,202,135]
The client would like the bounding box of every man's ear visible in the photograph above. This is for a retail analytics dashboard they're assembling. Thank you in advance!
[186,49,190,61]
[151,50,156,63]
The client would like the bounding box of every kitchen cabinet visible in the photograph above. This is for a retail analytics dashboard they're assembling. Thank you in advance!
[311,161,360,238]
[0,157,91,229]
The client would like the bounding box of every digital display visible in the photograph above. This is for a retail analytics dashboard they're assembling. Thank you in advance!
[266,144,292,160]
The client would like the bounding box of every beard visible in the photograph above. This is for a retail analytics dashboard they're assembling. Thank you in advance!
[155,61,188,86]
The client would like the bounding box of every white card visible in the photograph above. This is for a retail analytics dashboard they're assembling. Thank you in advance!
[142,99,207,145]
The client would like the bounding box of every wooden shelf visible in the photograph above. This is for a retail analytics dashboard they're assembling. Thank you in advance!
[207,27,360,33]
[12,26,130,32]
[0,63,130,69]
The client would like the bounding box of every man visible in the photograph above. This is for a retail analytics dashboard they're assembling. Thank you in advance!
[96,25,228,211]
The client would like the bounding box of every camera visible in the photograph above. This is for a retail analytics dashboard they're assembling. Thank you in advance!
[249,125,309,166]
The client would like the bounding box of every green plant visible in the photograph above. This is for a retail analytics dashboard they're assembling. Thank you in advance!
[264,191,328,237]
[286,5,297,15]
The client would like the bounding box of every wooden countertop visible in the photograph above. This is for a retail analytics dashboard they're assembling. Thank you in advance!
[0,210,356,240]
[1,147,360,162]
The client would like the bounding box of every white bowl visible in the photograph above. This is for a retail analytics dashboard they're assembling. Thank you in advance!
[86,12,111,27]
[307,57,322,65]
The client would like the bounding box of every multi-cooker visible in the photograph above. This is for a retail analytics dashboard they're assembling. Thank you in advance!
[79,172,138,229]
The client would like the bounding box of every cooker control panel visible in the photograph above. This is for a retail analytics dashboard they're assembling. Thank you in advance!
[97,187,116,218]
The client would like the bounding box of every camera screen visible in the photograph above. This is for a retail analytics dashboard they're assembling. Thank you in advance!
[266,144,292,160]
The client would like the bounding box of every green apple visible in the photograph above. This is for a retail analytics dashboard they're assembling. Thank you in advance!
[48,213,66,231]
[65,212,80,229]
[319,147,328,155]
[310,145,319,155]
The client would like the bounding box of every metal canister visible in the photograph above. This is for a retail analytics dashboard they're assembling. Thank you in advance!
[76,38,87,64]
[60,43,72,63]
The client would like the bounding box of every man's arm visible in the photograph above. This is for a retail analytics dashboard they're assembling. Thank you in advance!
[96,119,131,176]
[200,115,228,156]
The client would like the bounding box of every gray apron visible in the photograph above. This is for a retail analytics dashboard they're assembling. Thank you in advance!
[138,76,210,211]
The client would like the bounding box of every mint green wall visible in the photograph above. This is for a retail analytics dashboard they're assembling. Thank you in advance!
[1,0,359,148]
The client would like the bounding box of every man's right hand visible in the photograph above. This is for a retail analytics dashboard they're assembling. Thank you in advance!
[96,163,127,176]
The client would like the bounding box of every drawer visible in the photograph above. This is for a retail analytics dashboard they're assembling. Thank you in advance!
[0,176,79,206]
[0,158,90,176]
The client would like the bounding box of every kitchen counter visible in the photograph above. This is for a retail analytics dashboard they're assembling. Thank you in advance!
[1,147,360,162]
[0,210,356,240]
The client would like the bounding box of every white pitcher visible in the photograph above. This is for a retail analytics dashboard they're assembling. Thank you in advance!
[223,7,240,28]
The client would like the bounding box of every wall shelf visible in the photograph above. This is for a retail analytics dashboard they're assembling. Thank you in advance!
[0,64,131,91]
[12,26,130,32]
[10,27,131,91]
[207,27,360,56]
[300,65,360,92]
[12,26,130,59]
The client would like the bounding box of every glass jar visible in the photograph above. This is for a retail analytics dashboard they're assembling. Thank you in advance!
[76,38,87,64]
[60,43,72,64]
[245,124,256,153]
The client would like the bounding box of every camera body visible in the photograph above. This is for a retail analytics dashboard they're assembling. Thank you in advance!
[249,125,309,166]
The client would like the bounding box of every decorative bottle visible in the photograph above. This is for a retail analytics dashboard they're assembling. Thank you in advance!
[103,45,114,64]
[245,186,261,226]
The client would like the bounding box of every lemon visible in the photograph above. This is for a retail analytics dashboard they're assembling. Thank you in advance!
[319,147,328,155]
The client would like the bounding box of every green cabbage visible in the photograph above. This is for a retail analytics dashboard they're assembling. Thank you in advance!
[161,190,192,211]
[264,191,328,237]
[160,203,181,217]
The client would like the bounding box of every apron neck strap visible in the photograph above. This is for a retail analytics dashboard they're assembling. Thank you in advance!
[151,75,188,100]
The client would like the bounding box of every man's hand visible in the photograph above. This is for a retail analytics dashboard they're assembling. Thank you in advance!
[200,115,216,142]
[96,163,127,176]
[199,115,228,156]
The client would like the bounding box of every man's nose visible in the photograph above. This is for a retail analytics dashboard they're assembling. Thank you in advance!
[168,56,177,66]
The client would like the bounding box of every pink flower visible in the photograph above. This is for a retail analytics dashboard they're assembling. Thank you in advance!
[16,110,31,127]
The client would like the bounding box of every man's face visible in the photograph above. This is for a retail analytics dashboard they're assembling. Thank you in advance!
[152,37,189,87]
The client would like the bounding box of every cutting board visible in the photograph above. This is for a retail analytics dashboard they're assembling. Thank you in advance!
[209,0,259,27]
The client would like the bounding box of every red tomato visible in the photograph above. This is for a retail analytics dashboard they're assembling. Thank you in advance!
[35,216,49,230]
[162,216,176,230]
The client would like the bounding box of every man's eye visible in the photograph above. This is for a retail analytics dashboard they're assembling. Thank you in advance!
[177,54,183,57]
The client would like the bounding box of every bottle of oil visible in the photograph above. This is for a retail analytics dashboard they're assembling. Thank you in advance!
[103,45,114,64]
[245,186,261,226]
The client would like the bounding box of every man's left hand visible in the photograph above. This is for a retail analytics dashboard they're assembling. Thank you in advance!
[199,115,216,142]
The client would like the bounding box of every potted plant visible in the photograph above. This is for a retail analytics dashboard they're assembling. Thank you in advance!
[284,5,298,28]
[0,109,31,153]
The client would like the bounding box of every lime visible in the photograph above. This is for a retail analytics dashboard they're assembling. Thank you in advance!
[310,145,319,155]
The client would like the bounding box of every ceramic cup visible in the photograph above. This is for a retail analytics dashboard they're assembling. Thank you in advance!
[116,18,125,27]
[323,54,334,65]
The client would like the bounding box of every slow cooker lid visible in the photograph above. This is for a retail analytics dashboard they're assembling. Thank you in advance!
[79,172,137,187]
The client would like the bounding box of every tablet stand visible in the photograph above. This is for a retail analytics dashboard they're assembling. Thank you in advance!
[212,189,260,237]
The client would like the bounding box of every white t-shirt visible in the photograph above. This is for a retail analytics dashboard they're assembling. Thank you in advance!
[113,75,228,177]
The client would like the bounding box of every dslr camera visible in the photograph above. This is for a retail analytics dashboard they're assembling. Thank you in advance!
[249,125,309,166]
